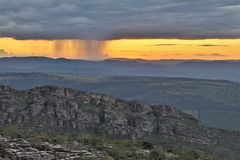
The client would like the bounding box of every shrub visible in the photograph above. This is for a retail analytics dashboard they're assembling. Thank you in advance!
[149,150,166,160]
[140,141,154,150]
[1,125,20,138]
[30,132,49,143]
[203,155,217,160]
[80,134,104,150]
[51,134,71,144]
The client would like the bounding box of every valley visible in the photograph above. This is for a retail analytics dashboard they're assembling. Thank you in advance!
[0,73,240,130]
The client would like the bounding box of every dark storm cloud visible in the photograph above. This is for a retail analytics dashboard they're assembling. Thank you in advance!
[0,0,239,40]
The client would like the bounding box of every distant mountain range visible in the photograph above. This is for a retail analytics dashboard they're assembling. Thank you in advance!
[0,56,240,81]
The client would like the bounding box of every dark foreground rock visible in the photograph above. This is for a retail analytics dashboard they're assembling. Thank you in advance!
[0,135,106,160]
[0,85,240,159]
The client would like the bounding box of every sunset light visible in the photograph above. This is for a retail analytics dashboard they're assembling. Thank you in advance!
[0,38,239,60]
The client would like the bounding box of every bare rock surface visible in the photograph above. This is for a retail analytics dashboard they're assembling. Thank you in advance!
[0,85,240,157]
[0,135,105,160]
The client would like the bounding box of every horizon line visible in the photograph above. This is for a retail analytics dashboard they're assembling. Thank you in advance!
[0,56,240,62]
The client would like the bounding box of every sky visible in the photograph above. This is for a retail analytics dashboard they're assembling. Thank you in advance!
[0,0,239,60]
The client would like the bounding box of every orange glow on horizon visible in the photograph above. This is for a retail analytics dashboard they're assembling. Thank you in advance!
[0,37,239,60]
[105,39,240,60]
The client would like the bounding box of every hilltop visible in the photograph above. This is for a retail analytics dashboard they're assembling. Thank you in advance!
[0,85,240,159]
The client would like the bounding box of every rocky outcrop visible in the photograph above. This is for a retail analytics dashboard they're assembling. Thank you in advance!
[0,85,240,155]
[0,135,105,160]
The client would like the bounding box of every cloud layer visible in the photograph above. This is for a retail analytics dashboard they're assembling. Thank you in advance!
[0,0,239,40]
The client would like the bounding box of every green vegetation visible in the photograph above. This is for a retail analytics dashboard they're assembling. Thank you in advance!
[1,124,20,138]
[0,126,219,160]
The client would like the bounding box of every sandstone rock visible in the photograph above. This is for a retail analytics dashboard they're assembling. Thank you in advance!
[0,135,105,160]
[0,85,239,155]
